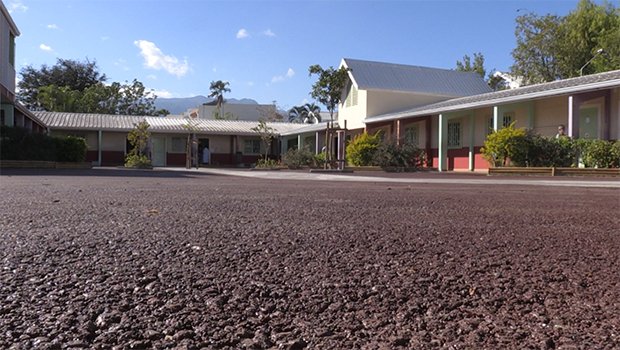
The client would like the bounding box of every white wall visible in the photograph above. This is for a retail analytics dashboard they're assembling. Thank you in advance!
[197,103,276,121]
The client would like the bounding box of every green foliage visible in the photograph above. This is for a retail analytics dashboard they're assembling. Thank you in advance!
[18,58,168,116]
[480,122,529,167]
[523,130,577,167]
[213,106,238,120]
[18,58,106,110]
[55,136,88,162]
[511,1,620,84]
[346,132,381,166]
[124,154,151,168]
[308,65,350,122]
[254,158,278,169]
[281,148,314,169]
[208,80,231,117]
[313,152,326,168]
[125,120,151,167]
[251,119,277,162]
[577,139,620,168]
[372,137,426,170]
[0,126,87,162]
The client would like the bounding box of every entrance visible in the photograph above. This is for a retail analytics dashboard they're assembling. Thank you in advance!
[198,138,210,164]
[152,137,166,166]
[579,107,599,139]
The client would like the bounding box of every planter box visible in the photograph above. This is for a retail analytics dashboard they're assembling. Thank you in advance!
[488,167,620,177]
[0,160,92,169]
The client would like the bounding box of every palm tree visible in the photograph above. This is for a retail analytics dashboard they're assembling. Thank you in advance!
[208,80,231,118]
[302,103,321,124]
[288,106,306,123]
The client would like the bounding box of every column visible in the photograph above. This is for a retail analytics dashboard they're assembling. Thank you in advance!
[438,114,448,171]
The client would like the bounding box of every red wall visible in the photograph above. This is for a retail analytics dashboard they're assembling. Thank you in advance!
[101,151,125,166]
[429,147,490,170]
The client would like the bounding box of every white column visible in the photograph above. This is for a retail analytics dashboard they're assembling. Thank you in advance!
[438,114,448,171]
[469,113,475,171]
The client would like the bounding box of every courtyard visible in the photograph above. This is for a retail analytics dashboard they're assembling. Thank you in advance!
[1,168,619,349]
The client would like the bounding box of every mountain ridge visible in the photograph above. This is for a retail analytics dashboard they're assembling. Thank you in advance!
[154,95,259,114]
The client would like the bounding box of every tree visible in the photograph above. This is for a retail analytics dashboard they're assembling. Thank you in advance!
[288,105,306,123]
[18,58,168,116]
[456,53,487,79]
[456,53,507,91]
[18,58,106,109]
[251,119,277,168]
[510,12,562,84]
[510,1,619,84]
[125,120,152,168]
[309,64,350,167]
[308,65,350,123]
[208,80,231,119]
[301,103,321,124]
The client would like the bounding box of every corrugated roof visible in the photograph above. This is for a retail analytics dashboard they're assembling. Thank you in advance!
[33,112,309,136]
[365,69,620,124]
[342,58,492,97]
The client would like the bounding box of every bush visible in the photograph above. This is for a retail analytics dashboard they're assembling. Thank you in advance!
[480,122,529,167]
[281,148,313,169]
[577,139,620,168]
[255,158,278,169]
[313,152,326,168]
[1,126,87,162]
[525,131,577,167]
[55,136,88,162]
[346,131,381,166]
[124,154,151,168]
[372,136,425,169]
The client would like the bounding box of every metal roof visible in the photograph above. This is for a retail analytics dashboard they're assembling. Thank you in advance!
[365,69,620,124]
[342,58,492,97]
[280,122,329,136]
[33,112,310,136]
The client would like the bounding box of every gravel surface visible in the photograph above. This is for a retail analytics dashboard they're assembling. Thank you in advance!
[1,168,619,349]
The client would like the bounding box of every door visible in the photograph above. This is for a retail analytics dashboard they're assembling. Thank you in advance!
[151,137,166,166]
[579,107,599,139]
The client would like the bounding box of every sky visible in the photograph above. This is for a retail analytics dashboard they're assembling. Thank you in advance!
[5,0,604,112]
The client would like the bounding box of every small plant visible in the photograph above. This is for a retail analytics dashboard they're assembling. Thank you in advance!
[125,120,152,168]
[281,147,314,169]
[255,158,278,169]
[251,119,276,163]
[346,131,381,166]
[312,152,326,168]
[372,136,425,170]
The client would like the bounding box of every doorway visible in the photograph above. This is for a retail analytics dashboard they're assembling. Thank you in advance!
[151,137,166,166]
[579,107,599,139]
[198,138,210,165]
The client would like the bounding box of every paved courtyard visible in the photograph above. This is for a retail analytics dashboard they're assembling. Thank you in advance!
[1,168,619,349]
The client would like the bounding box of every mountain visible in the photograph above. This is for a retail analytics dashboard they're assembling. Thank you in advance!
[154,95,259,115]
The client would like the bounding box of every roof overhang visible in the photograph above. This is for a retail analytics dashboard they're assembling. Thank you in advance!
[0,2,20,36]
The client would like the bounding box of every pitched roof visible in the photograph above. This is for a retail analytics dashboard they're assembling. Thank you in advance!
[365,69,620,124]
[342,58,492,97]
[33,112,309,136]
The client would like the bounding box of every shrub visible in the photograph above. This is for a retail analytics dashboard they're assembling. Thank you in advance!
[313,152,326,168]
[124,154,151,168]
[255,158,278,169]
[125,120,152,168]
[281,148,313,169]
[0,126,87,162]
[577,139,619,168]
[372,136,425,169]
[346,131,381,166]
[525,130,577,167]
[481,123,529,167]
[55,136,88,162]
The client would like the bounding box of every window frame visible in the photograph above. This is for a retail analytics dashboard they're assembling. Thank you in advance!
[243,139,261,155]
[447,119,462,148]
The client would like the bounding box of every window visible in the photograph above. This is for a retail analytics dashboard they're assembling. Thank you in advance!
[404,124,419,146]
[447,120,461,148]
[486,115,494,135]
[503,112,514,128]
[171,137,185,152]
[243,139,261,154]
[9,34,16,67]
[345,81,358,107]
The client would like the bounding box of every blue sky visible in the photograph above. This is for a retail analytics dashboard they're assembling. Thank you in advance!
[6,0,594,111]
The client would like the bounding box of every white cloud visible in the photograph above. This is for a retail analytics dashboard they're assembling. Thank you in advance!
[246,81,254,86]
[147,74,157,80]
[47,24,58,29]
[151,89,175,98]
[271,68,295,83]
[213,67,217,73]
[40,44,52,51]
[263,29,275,37]
[101,36,109,41]
[134,40,190,78]
[301,98,309,105]
[236,29,249,39]
[8,2,28,13]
